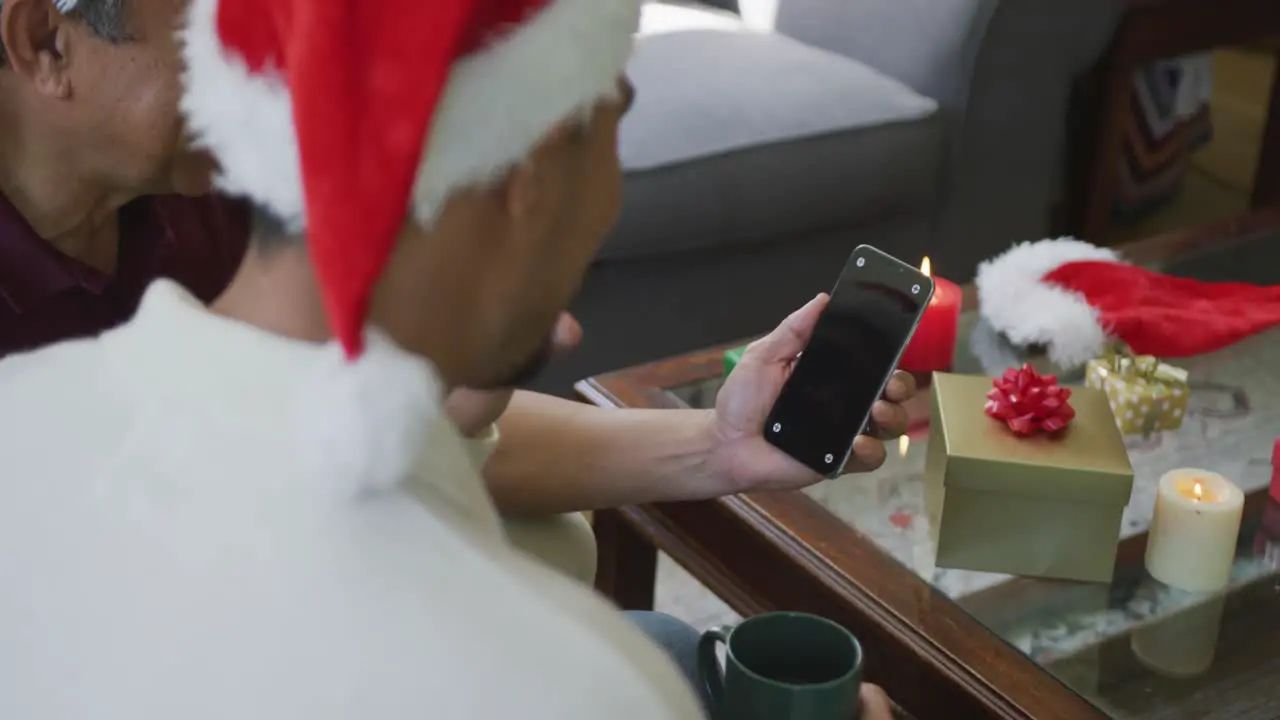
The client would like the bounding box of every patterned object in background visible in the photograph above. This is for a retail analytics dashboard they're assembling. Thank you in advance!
[1085,351,1189,436]
[1115,54,1214,219]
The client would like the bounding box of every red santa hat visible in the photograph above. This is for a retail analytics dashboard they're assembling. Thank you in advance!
[179,0,638,358]
[164,0,640,493]
[976,237,1280,368]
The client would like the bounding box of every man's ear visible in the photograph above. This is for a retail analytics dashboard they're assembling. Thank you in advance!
[1,0,72,98]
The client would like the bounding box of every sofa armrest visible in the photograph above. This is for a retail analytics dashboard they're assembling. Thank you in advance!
[749,0,1124,277]
[696,0,739,11]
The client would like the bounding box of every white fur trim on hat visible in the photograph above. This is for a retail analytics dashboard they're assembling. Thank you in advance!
[179,0,640,230]
[974,237,1120,368]
[294,329,441,498]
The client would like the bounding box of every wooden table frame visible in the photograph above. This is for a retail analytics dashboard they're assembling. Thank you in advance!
[577,209,1280,720]
[1071,0,1280,240]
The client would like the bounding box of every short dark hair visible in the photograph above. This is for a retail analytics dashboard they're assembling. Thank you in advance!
[0,0,132,65]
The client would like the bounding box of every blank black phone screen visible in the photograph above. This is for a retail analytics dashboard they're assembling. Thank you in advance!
[764,249,930,476]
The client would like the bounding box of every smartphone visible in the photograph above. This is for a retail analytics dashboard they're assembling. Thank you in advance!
[764,245,934,478]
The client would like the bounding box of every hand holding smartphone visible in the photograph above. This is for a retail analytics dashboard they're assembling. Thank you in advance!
[764,245,933,478]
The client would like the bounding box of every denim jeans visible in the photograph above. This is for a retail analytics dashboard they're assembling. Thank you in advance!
[626,610,714,718]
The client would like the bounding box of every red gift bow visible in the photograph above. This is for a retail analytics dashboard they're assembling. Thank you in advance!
[984,364,1076,436]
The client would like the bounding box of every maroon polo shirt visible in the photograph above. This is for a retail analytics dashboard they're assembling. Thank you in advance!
[0,192,249,358]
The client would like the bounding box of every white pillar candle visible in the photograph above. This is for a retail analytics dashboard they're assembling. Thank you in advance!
[1130,593,1226,678]
[1145,469,1244,592]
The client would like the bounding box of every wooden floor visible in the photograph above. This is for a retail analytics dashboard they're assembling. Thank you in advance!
[1105,48,1277,244]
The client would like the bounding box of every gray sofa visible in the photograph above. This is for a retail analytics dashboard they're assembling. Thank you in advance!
[532,0,1125,395]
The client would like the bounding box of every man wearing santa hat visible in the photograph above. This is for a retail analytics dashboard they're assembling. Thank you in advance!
[0,0,910,584]
[0,0,902,717]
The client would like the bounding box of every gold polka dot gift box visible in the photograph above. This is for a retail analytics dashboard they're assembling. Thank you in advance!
[1084,347,1189,436]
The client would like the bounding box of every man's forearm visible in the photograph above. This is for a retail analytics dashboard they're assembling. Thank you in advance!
[484,390,725,516]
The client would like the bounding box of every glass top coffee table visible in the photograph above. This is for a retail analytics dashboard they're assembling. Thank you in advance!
[577,213,1280,720]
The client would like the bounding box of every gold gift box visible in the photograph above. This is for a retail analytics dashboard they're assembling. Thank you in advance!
[925,373,1135,583]
[1085,350,1189,436]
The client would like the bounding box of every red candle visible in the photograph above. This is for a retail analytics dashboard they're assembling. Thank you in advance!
[899,257,961,374]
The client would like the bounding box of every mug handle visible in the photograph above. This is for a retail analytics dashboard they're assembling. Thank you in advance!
[697,625,733,711]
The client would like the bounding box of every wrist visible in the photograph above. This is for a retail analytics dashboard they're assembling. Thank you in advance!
[695,408,746,497]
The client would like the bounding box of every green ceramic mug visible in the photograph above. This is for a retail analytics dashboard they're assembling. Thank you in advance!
[698,611,864,720]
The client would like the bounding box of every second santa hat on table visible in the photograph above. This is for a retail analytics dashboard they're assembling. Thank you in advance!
[976,237,1280,368]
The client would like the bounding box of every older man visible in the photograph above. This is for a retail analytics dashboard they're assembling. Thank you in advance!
[0,0,247,356]
[0,0,902,716]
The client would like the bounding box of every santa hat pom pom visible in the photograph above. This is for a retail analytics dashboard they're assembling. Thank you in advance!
[975,237,1120,368]
[294,330,441,499]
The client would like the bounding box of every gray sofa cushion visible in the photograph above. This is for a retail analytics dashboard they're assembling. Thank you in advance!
[604,25,941,261]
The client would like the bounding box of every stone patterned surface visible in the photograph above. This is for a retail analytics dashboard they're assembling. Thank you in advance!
[804,326,1279,602]
[655,552,740,630]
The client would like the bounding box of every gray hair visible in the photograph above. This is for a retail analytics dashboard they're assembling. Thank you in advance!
[0,0,132,64]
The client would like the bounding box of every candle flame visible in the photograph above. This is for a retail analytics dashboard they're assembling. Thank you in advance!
[920,256,932,277]
[898,435,909,458]
[1193,481,1204,502]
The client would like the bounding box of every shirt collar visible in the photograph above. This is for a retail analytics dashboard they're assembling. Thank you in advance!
[100,280,502,531]
[0,192,83,312]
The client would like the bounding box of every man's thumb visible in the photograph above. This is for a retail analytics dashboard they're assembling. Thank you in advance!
[747,293,828,362]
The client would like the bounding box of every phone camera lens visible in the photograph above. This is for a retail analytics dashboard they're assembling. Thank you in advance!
[855,257,866,268]
[771,422,782,433]
[911,284,921,294]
